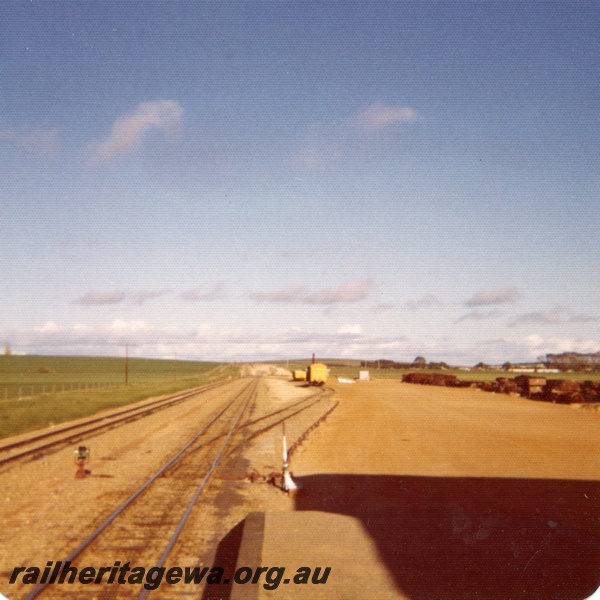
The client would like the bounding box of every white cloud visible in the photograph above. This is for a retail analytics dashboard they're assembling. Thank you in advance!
[250,280,373,305]
[350,103,420,131]
[293,141,336,171]
[87,100,183,165]
[4,316,597,365]
[180,284,228,302]
[130,290,170,305]
[2,320,169,354]
[405,294,441,311]
[508,308,565,327]
[294,103,420,170]
[34,321,60,333]
[371,302,395,313]
[73,290,169,306]
[302,279,373,304]
[465,287,519,307]
[73,292,126,306]
[569,314,599,323]
[109,319,151,333]
[454,310,502,324]
[337,324,363,335]
[0,320,407,362]
[249,286,307,303]
[473,335,600,364]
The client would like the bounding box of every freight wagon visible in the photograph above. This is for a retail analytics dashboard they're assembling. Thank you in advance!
[306,363,328,386]
[292,370,307,381]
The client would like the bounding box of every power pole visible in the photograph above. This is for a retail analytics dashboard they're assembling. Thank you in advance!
[125,344,129,386]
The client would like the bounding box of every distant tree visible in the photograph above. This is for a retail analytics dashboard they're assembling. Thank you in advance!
[474,361,489,370]
[376,359,391,369]
[428,361,449,370]
[502,362,513,371]
[546,352,599,372]
[413,356,427,368]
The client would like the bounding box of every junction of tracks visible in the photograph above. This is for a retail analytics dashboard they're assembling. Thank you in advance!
[0,371,599,599]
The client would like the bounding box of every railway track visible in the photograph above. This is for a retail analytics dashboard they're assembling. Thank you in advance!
[0,381,229,471]
[17,378,334,599]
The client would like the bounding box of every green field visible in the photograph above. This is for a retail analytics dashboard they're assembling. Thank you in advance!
[3,355,597,441]
[0,356,237,439]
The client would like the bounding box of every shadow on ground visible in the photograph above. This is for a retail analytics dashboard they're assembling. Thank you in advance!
[200,519,245,600]
[293,474,600,600]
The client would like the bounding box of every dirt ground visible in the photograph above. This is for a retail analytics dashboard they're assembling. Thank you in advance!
[1,375,599,599]
[239,364,292,378]
[288,378,600,600]
[0,375,324,599]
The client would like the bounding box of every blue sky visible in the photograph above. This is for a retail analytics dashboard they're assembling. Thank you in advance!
[1,1,599,364]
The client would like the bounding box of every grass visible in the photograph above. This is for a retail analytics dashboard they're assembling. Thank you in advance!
[0,355,228,398]
[0,356,238,439]
[3,355,597,440]
[0,355,222,383]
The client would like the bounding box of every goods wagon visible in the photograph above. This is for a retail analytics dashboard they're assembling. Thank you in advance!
[292,370,307,381]
[306,363,328,386]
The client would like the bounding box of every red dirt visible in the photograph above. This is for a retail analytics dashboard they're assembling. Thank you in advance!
[290,379,600,600]
[2,376,599,599]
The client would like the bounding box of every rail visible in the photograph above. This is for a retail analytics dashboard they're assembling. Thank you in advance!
[17,379,338,599]
[22,379,258,600]
[0,381,228,469]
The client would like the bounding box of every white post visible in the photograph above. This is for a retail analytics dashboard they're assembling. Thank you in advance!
[282,422,298,492]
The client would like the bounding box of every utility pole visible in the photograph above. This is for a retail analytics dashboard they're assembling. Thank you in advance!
[125,344,129,386]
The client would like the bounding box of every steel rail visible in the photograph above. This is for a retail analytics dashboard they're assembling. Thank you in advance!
[137,380,256,599]
[0,381,228,468]
[167,385,330,468]
[22,379,333,599]
[22,379,257,600]
[219,385,333,460]
[0,382,220,453]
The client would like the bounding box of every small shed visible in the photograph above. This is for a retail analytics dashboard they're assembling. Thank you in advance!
[359,371,371,381]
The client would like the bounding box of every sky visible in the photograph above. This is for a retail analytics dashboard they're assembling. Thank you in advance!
[1,1,599,365]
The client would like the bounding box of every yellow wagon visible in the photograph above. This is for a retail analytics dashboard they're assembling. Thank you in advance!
[306,363,328,386]
[292,370,307,381]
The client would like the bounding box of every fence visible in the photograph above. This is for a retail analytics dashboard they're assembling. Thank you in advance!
[0,381,123,402]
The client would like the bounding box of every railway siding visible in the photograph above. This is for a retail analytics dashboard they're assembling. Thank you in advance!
[1,376,338,600]
[0,379,252,597]
[0,383,227,470]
